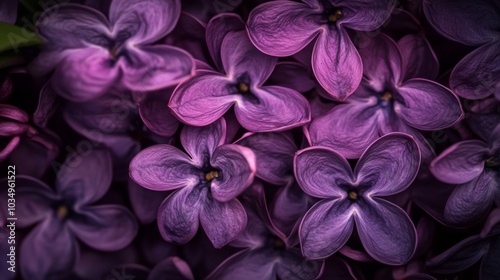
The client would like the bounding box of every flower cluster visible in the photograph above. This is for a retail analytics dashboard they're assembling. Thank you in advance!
[0,0,499,279]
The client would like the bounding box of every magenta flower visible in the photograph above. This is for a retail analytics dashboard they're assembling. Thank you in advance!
[31,0,194,102]
[15,150,138,280]
[308,34,463,159]
[430,125,500,225]
[206,183,324,280]
[295,133,420,264]
[169,14,311,132]
[129,118,256,248]
[423,0,500,100]
[247,0,397,101]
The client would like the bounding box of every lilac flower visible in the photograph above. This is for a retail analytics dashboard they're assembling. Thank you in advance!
[247,0,397,101]
[169,14,311,132]
[308,34,463,159]
[426,208,500,278]
[15,150,138,280]
[206,183,324,280]
[430,125,500,225]
[31,0,194,102]
[295,133,420,264]
[129,118,256,248]
[0,104,29,160]
[423,0,500,100]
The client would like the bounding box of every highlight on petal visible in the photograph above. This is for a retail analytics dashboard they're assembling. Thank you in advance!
[200,196,247,248]
[430,140,489,185]
[247,0,322,56]
[68,205,138,251]
[234,85,311,132]
[120,45,195,92]
[56,149,113,206]
[396,79,463,130]
[50,47,119,102]
[450,42,500,100]
[355,133,420,196]
[181,118,227,165]
[312,28,362,101]
[157,186,205,245]
[444,170,497,226]
[20,218,78,280]
[169,71,238,127]
[299,199,355,259]
[110,0,181,44]
[129,144,199,191]
[294,146,353,199]
[355,198,416,265]
[210,144,256,202]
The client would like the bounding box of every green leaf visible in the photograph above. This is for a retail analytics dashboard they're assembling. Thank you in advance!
[0,22,43,53]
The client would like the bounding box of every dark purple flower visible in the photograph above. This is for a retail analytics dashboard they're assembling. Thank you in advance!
[206,182,324,280]
[169,14,311,132]
[129,118,256,248]
[31,0,194,102]
[295,133,420,264]
[247,0,397,101]
[15,150,138,280]
[308,34,463,159]
[430,125,500,225]
[423,0,500,100]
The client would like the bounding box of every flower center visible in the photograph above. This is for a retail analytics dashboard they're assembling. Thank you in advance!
[57,205,69,219]
[381,91,393,101]
[274,237,286,250]
[205,170,219,181]
[348,190,358,201]
[327,9,342,23]
[238,82,250,94]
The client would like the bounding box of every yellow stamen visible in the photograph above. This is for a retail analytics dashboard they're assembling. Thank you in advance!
[238,82,249,93]
[205,170,219,181]
[57,205,68,218]
[328,9,342,23]
[348,191,358,200]
[381,91,393,101]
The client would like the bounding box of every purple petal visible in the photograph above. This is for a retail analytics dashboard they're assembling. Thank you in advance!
[56,150,112,206]
[398,34,439,80]
[180,118,226,165]
[294,147,353,199]
[138,89,180,137]
[169,71,237,127]
[109,0,180,44]
[128,179,168,224]
[355,198,416,265]
[396,79,463,130]
[16,176,57,227]
[157,186,204,244]
[206,13,245,70]
[129,144,199,191]
[308,98,380,159]
[430,140,489,184]
[444,170,497,225]
[200,196,247,248]
[267,62,315,93]
[20,218,77,280]
[423,0,500,45]
[272,182,313,237]
[221,30,277,85]
[313,29,362,101]
[299,199,354,259]
[355,133,420,196]
[206,249,277,280]
[358,34,402,89]
[236,132,297,185]
[33,83,59,128]
[36,4,109,49]
[210,144,256,202]
[165,12,207,63]
[121,45,194,92]
[337,0,397,31]
[247,1,321,56]
[426,235,489,274]
[149,257,194,280]
[278,248,324,280]
[50,47,119,102]
[234,85,311,132]
[68,205,138,251]
[450,42,500,100]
